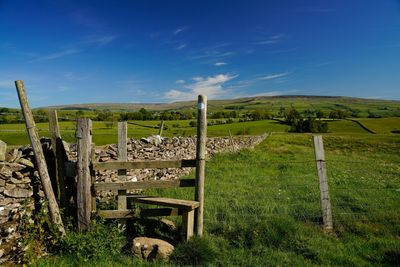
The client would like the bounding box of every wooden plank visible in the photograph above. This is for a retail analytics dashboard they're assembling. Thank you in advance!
[93,159,196,170]
[94,179,196,191]
[182,210,195,240]
[195,94,207,236]
[76,118,92,231]
[48,110,68,211]
[117,122,127,230]
[15,80,65,236]
[135,197,199,210]
[98,208,181,218]
[313,135,333,231]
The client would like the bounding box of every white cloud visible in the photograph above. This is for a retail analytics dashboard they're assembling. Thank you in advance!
[28,49,80,63]
[259,72,290,80]
[215,62,227,66]
[165,74,237,101]
[173,26,188,35]
[256,33,285,45]
[176,43,187,50]
[175,79,185,84]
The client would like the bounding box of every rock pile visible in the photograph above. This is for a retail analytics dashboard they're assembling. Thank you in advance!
[0,143,39,264]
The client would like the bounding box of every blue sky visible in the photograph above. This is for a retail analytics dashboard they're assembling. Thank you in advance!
[0,0,400,107]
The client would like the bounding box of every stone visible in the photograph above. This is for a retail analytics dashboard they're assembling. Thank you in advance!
[132,237,174,261]
[5,149,18,162]
[16,158,34,168]
[0,249,4,258]
[5,184,16,190]
[0,140,6,162]
[3,188,32,198]
[12,172,24,180]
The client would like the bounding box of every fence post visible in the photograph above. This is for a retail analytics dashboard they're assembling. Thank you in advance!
[158,120,165,136]
[48,110,68,210]
[195,95,207,236]
[117,121,128,230]
[15,80,65,236]
[313,135,333,231]
[76,118,92,231]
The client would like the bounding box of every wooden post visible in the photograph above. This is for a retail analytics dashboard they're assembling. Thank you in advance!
[158,120,165,136]
[48,110,67,209]
[182,210,195,240]
[228,130,236,152]
[76,118,92,231]
[15,80,65,236]
[195,95,207,236]
[117,121,127,230]
[90,145,96,212]
[313,135,333,230]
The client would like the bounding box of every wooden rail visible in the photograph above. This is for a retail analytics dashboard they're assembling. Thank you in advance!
[92,159,196,170]
[94,178,196,191]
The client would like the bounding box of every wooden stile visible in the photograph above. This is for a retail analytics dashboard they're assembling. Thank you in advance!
[313,135,333,230]
[195,95,207,236]
[15,80,65,235]
[76,118,92,231]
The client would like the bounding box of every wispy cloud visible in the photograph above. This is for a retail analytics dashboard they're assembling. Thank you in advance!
[82,35,117,47]
[176,43,187,50]
[0,80,13,90]
[175,79,185,84]
[256,33,286,45]
[165,74,237,101]
[28,49,80,63]
[215,62,227,66]
[258,72,290,80]
[173,26,188,35]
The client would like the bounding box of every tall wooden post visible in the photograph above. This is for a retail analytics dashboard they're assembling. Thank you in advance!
[117,121,127,230]
[195,95,207,236]
[76,118,92,231]
[15,80,65,236]
[313,135,333,230]
[158,120,165,136]
[48,110,67,209]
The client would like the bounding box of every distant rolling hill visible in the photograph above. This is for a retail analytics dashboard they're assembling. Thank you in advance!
[44,95,398,110]
[42,95,400,117]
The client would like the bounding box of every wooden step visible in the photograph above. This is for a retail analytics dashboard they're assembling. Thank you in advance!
[134,197,200,210]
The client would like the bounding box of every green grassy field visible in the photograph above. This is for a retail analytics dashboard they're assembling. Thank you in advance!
[35,132,400,266]
[0,118,383,146]
[355,117,400,134]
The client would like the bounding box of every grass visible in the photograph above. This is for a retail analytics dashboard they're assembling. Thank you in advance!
[36,132,400,266]
[0,118,372,146]
[355,117,400,134]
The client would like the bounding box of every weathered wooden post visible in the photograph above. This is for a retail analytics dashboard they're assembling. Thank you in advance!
[48,110,68,209]
[15,80,65,235]
[158,120,165,136]
[195,95,207,236]
[117,121,128,230]
[313,135,333,231]
[0,140,6,162]
[76,118,92,231]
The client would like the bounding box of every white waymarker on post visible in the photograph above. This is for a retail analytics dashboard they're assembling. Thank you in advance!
[195,95,207,236]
